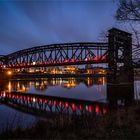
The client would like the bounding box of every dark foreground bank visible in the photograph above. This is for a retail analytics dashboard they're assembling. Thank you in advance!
[0,104,140,139]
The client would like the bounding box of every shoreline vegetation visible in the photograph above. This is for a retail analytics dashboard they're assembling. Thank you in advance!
[0,103,140,139]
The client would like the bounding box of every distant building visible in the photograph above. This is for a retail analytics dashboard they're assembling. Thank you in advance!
[85,67,107,74]
[61,66,78,74]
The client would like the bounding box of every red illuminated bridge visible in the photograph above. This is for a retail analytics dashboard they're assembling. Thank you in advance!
[0,42,108,68]
[0,28,136,72]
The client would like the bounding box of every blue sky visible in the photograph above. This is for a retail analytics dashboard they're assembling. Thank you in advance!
[0,0,117,54]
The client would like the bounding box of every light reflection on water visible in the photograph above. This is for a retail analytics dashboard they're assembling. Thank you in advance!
[0,76,139,131]
[4,77,107,102]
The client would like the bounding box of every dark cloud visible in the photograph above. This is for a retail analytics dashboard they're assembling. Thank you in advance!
[0,0,117,54]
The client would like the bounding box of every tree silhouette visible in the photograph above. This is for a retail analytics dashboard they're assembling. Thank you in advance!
[116,0,140,21]
[116,0,140,49]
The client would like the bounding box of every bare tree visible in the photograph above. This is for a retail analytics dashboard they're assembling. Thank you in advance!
[116,0,140,21]
[129,23,140,47]
[115,0,140,49]
[97,30,108,42]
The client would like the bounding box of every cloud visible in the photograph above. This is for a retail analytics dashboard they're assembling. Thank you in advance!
[0,0,117,54]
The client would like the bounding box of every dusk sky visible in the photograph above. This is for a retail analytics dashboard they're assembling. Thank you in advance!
[0,0,118,55]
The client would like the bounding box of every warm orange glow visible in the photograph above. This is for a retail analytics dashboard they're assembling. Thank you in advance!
[8,82,11,92]
[3,65,6,68]
[33,97,36,102]
[7,71,12,75]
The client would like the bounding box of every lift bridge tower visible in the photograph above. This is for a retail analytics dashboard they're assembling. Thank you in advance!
[107,28,134,106]
[108,28,133,82]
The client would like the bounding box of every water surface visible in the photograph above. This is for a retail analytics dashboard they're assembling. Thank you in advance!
[0,76,139,131]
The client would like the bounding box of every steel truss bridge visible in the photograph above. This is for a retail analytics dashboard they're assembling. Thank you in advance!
[0,28,140,70]
[0,92,107,116]
[0,43,140,69]
[0,42,108,68]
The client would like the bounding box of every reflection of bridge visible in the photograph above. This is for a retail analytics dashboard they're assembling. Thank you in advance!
[0,28,139,73]
[0,80,134,116]
[0,77,135,117]
[0,92,107,116]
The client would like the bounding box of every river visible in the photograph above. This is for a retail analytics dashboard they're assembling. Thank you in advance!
[0,76,140,132]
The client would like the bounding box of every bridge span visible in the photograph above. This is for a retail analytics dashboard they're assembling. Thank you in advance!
[0,28,138,75]
[0,42,108,68]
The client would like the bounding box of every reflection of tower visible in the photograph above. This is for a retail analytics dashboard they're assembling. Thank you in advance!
[107,83,134,107]
[107,77,134,108]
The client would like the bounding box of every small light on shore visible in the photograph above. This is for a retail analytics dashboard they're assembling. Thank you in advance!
[7,71,12,75]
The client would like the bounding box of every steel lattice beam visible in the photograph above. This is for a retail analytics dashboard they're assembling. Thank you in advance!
[0,42,108,68]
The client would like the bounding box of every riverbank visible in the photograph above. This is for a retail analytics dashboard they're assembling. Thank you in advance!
[0,103,140,139]
[11,73,106,79]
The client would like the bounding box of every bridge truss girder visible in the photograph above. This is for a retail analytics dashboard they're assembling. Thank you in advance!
[1,43,108,68]
[0,28,136,70]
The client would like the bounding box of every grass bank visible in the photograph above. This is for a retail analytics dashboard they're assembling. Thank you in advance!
[0,104,140,139]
